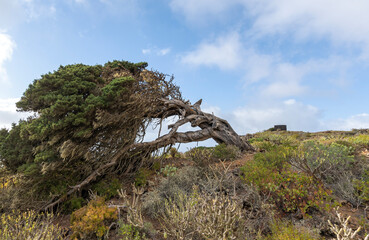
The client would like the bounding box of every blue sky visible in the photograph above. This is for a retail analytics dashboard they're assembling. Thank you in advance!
[1,0,369,142]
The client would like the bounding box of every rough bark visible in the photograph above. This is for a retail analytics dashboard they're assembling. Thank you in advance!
[44,98,254,210]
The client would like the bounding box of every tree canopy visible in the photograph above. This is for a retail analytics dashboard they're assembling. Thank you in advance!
[0,60,253,210]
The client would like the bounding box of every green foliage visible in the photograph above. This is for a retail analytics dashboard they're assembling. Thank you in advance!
[289,141,355,184]
[63,196,86,213]
[346,134,369,149]
[250,132,300,151]
[0,60,182,210]
[265,220,319,240]
[92,178,122,199]
[118,222,147,240]
[0,210,64,240]
[0,122,35,172]
[212,143,241,160]
[353,169,369,202]
[185,147,214,168]
[70,196,118,239]
[241,147,330,216]
[159,164,177,177]
[134,168,153,187]
[253,145,293,171]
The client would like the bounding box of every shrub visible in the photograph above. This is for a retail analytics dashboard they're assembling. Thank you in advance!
[0,210,64,240]
[117,186,145,229]
[253,145,293,171]
[353,169,369,203]
[92,178,122,199]
[346,134,369,150]
[134,168,153,187]
[185,147,214,168]
[118,222,147,240]
[213,143,241,161]
[241,153,330,216]
[288,141,354,183]
[70,196,118,239]
[161,190,244,240]
[158,164,177,177]
[63,196,86,213]
[169,147,180,158]
[142,166,201,217]
[266,220,319,240]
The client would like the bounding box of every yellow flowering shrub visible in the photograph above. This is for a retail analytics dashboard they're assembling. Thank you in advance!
[70,196,118,239]
[0,210,64,240]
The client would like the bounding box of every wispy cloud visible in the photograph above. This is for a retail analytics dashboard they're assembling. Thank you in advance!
[181,32,351,99]
[0,32,16,84]
[142,47,171,56]
[181,33,243,70]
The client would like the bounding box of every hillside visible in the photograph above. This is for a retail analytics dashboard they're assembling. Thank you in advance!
[1,129,369,239]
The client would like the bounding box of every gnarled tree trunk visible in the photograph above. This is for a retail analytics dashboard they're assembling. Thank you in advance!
[44,98,254,210]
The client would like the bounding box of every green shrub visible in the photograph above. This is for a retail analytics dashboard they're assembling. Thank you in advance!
[288,141,354,182]
[185,147,214,168]
[63,196,86,213]
[158,164,177,177]
[118,222,147,240]
[134,168,153,187]
[92,178,122,199]
[353,169,369,203]
[241,150,330,216]
[346,134,369,149]
[212,143,241,160]
[0,210,64,240]
[70,196,118,239]
[265,220,319,240]
[253,145,293,171]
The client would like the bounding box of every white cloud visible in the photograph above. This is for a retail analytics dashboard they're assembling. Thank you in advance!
[142,47,171,56]
[181,31,351,98]
[158,48,171,56]
[0,32,16,84]
[169,0,240,23]
[0,98,30,129]
[171,0,369,48]
[181,33,243,70]
[325,113,369,131]
[231,99,322,133]
[142,49,151,54]
[246,0,369,47]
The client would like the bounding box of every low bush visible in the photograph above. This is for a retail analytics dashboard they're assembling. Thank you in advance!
[158,164,177,177]
[92,178,122,199]
[213,143,241,161]
[185,147,214,168]
[0,210,64,240]
[161,190,244,240]
[70,196,118,239]
[241,148,330,216]
[118,222,147,240]
[265,220,319,240]
[134,168,154,187]
[142,166,201,217]
[346,134,369,150]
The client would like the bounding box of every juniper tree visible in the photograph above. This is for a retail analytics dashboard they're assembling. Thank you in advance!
[0,60,253,210]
